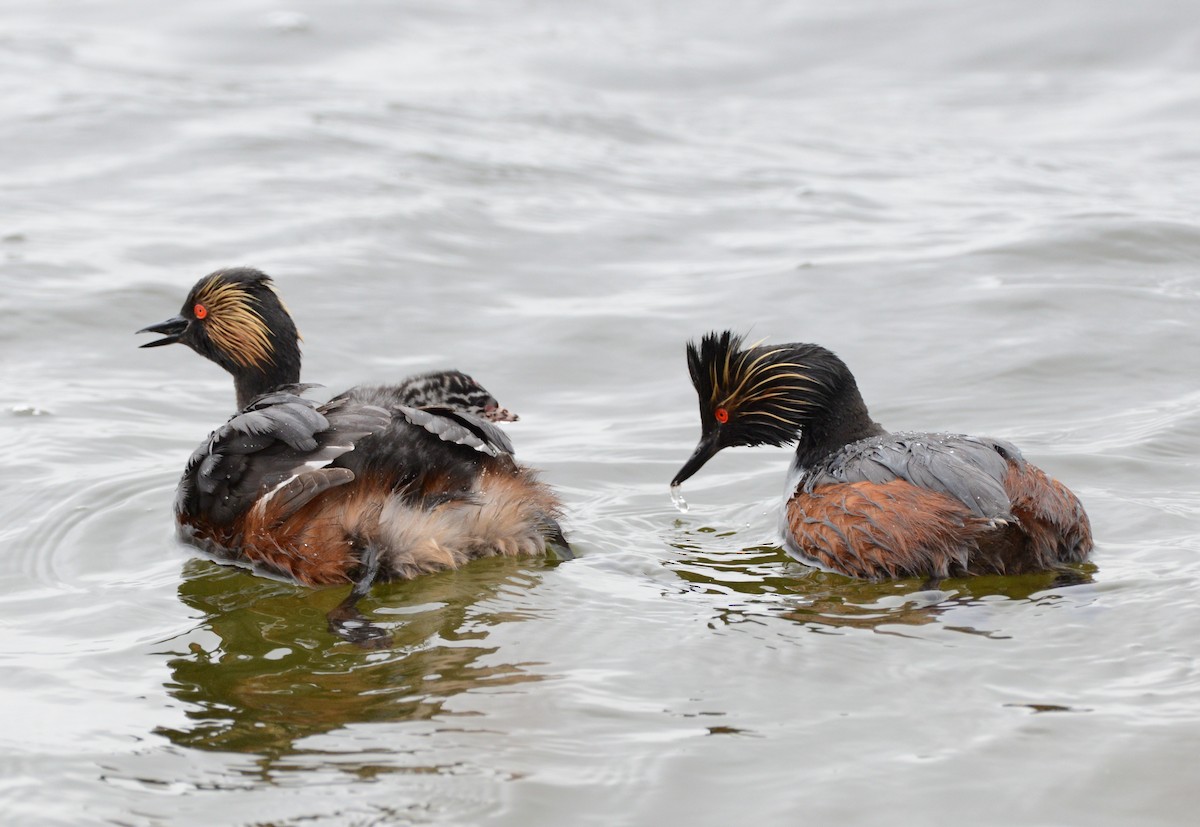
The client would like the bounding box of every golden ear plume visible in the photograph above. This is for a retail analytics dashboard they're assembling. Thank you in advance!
[195,276,275,369]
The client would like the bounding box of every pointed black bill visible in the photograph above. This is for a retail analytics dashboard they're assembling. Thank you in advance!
[137,314,188,348]
[671,433,722,487]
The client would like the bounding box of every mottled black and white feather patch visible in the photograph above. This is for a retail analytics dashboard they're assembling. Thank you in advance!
[334,370,518,422]
[393,370,515,420]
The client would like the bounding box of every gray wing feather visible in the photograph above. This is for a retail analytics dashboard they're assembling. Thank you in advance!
[803,432,1018,519]
[255,467,357,526]
[396,405,514,457]
[178,389,391,525]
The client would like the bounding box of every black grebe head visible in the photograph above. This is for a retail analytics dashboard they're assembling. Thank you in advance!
[671,330,881,487]
[138,267,301,409]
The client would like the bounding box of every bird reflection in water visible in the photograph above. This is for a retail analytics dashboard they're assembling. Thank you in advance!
[665,526,1095,635]
[155,555,556,766]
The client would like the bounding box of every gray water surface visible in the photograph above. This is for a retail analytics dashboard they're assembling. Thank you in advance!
[2,1,1199,825]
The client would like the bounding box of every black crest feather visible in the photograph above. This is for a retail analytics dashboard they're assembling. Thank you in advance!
[684,330,841,448]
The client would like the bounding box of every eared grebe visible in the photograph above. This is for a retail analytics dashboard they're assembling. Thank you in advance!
[671,331,1091,581]
[139,267,569,640]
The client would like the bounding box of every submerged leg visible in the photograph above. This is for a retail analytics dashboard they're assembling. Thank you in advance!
[326,543,390,647]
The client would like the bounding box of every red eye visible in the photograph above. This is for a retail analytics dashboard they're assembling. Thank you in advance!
[714,407,729,424]
[193,303,208,320]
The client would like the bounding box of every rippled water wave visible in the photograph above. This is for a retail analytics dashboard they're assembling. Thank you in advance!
[2,1,1199,825]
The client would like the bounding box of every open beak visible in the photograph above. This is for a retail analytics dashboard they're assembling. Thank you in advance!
[671,432,722,487]
[136,315,188,348]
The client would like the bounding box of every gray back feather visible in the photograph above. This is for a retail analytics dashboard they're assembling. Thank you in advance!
[801,432,1022,519]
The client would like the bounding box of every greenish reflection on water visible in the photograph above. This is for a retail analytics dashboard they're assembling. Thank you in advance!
[663,524,1096,634]
[157,557,558,761]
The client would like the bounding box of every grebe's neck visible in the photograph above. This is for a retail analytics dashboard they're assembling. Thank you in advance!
[233,359,300,410]
[793,370,885,469]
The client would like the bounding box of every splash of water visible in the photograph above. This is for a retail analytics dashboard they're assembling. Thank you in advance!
[669,484,689,514]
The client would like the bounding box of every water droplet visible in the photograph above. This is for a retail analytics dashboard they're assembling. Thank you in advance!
[669,484,689,514]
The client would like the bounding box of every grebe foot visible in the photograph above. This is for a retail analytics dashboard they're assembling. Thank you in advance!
[326,543,390,648]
